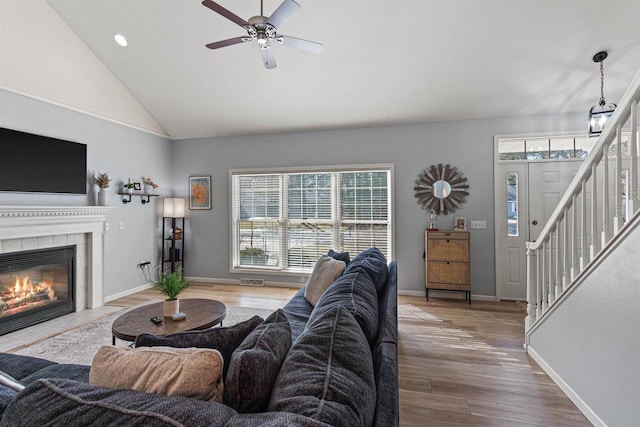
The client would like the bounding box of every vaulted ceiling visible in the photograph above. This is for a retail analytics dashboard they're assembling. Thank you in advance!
[5,1,640,140]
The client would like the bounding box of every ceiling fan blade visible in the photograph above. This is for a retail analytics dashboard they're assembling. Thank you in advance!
[205,36,249,50]
[266,0,300,30]
[260,46,277,69]
[201,0,250,28]
[279,35,323,54]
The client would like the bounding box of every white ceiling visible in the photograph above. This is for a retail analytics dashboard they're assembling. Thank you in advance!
[39,0,640,139]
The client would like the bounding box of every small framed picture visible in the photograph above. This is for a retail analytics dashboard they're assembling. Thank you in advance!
[189,176,211,210]
[453,216,469,232]
[130,179,143,191]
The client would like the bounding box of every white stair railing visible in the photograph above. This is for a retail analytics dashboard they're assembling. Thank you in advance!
[525,69,640,332]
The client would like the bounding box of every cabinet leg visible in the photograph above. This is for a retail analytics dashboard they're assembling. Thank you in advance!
[426,288,429,301]
[467,291,471,305]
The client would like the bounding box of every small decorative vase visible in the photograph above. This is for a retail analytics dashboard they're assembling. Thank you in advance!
[163,299,179,317]
[125,187,133,194]
[145,184,155,195]
[97,188,108,206]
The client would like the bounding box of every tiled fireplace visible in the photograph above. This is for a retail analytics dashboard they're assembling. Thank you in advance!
[0,207,111,334]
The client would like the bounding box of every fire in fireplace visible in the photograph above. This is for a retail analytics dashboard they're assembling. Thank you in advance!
[0,246,75,336]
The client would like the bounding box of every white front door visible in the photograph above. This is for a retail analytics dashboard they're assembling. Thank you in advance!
[527,161,583,241]
[495,160,582,300]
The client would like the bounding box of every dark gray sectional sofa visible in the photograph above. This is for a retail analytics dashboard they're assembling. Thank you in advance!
[0,248,398,426]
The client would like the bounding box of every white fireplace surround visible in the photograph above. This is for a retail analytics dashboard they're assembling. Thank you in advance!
[0,206,112,310]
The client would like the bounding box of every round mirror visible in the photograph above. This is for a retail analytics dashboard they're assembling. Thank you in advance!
[433,180,451,199]
[414,163,470,214]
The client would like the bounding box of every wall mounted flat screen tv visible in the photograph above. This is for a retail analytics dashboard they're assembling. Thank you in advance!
[0,127,87,194]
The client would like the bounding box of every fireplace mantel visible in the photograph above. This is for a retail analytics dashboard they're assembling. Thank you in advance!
[0,206,114,309]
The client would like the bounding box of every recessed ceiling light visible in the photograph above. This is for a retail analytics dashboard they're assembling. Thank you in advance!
[113,34,128,47]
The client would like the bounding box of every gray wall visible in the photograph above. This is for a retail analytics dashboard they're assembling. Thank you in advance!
[528,219,640,425]
[0,90,172,299]
[171,112,585,296]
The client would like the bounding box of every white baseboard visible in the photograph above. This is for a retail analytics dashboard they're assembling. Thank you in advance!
[104,282,153,302]
[527,346,605,427]
[185,276,303,289]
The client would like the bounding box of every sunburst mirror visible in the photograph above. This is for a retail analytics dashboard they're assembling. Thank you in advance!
[414,164,469,214]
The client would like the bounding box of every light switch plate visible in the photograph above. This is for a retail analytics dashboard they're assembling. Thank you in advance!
[470,220,486,229]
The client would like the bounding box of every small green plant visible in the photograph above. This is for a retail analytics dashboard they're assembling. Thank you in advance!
[240,247,264,256]
[153,267,190,301]
[123,182,135,189]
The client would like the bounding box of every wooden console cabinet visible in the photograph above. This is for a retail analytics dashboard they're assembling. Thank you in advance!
[425,230,471,304]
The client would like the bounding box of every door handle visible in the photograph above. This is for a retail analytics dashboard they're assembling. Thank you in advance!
[532,220,538,225]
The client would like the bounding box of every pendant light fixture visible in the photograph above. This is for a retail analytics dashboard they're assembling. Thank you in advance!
[588,51,616,136]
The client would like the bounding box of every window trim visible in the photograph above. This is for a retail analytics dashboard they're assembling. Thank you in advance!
[228,163,395,276]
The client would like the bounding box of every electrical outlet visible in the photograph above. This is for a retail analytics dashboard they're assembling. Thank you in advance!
[119,221,125,230]
[470,220,486,229]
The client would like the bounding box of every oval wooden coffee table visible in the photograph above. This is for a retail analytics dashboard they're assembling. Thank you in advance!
[111,298,226,345]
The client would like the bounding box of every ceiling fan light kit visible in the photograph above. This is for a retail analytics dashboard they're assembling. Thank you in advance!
[202,0,323,69]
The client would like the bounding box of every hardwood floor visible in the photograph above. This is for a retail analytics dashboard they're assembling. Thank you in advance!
[108,284,590,426]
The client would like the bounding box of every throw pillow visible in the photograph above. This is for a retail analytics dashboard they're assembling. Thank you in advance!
[327,249,350,266]
[89,346,224,402]
[268,306,376,427]
[135,314,263,380]
[303,255,346,306]
[224,309,292,413]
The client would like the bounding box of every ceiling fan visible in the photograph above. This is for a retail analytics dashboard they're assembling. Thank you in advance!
[201,0,322,69]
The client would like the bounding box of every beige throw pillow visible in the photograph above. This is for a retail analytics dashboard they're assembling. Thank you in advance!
[89,345,224,402]
[304,255,347,306]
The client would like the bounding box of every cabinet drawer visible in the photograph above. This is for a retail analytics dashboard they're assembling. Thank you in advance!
[427,261,469,285]
[427,231,468,241]
[427,238,469,262]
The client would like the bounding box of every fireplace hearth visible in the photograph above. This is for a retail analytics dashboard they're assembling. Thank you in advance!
[0,246,75,336]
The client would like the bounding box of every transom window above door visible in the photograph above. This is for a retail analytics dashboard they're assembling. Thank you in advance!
[230,164,394,274]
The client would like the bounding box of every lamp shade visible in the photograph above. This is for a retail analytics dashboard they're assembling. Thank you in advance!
[163,198,185,218]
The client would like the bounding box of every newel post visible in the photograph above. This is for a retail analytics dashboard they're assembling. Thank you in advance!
[525,242,537,331]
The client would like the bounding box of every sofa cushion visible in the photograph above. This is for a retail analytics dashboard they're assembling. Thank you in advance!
[268,306,376,427]
[89,346,224,402]
[282,287,314,342]
[0,353,57,382]
[135,314,263,380]
[20,363,90,386]
[327,249,351,266]
[1,378,238,427]
[304,255,347,306]
[224,309,292,413]
[344,247,388,295]
[309,265,379,344]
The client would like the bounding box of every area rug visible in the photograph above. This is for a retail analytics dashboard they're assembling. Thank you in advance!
[11,305,276,365]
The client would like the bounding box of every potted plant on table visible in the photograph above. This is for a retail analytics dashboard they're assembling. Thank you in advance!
[153,267,190,317]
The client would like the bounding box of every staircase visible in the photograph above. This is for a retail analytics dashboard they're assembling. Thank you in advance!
[524,69,640,426]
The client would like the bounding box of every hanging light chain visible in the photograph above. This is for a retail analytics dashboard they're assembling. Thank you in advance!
[599,60,606,106]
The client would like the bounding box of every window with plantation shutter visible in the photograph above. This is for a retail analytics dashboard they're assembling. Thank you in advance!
[231,165,393,274]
